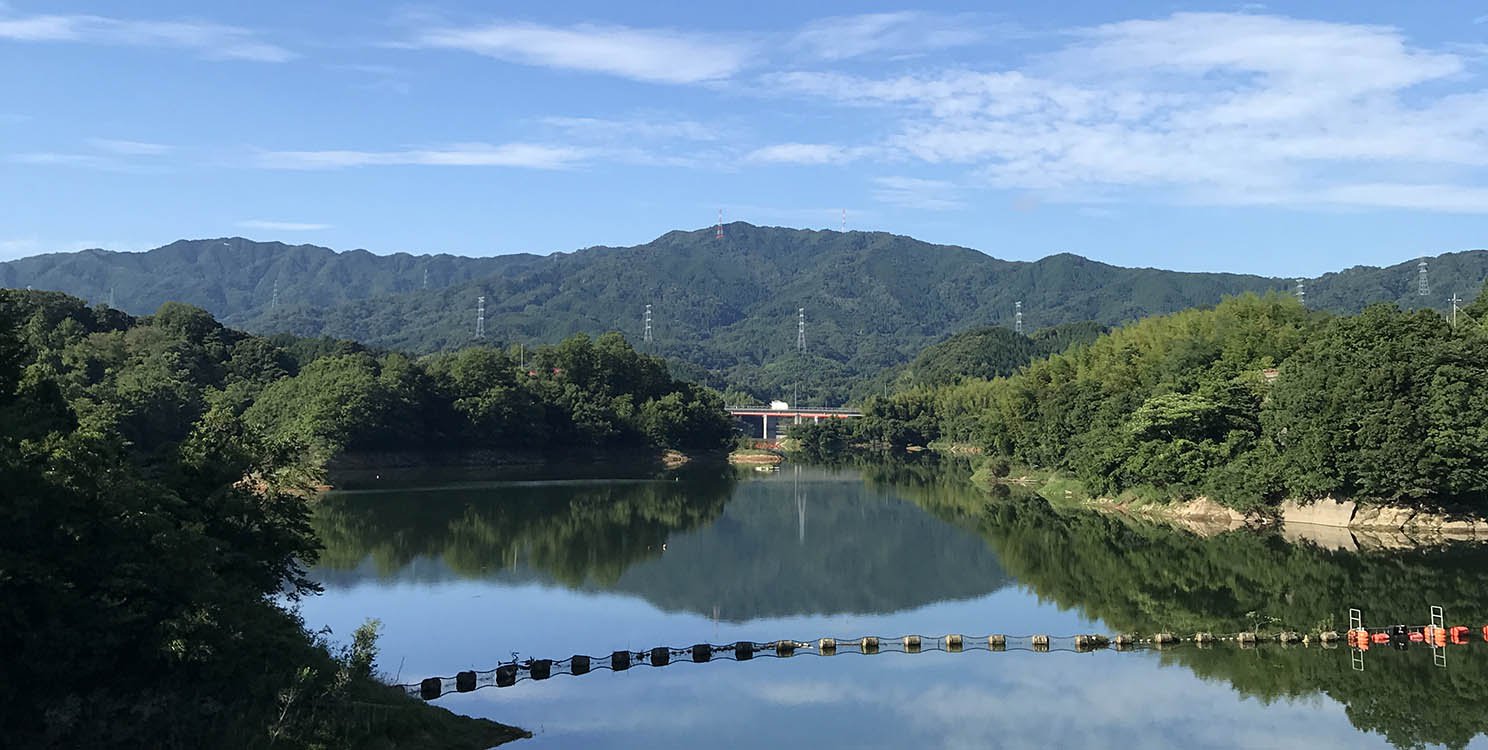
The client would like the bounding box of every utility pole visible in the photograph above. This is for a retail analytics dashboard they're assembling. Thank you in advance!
[1450,293,1463,329]
[1014,301,1023,335]
[475,295,485,338]
[643,303,653,344]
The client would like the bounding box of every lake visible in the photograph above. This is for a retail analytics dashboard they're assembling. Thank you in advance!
[298,462,1488,749]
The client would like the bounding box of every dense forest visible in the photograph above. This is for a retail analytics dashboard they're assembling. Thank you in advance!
[795,286,1488,511]
[11,226,1480,402]
[0,288,733,747]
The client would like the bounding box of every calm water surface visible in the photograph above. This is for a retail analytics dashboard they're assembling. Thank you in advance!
[299,463,1488,749]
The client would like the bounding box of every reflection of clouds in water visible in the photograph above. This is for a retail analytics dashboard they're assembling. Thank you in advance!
[436,651,1400,749]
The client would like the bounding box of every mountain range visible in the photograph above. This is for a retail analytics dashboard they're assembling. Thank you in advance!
[3,224,1485,401]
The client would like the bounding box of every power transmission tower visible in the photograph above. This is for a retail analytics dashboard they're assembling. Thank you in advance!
[1450,293,1463,329]
[797,308,806,352]
[475,295,486,338]
[108,287,115,309]
[1419,260,1430,297]
[643,303,653,344]
[1014,301,1023,335]
[271,281,279,310]
[423,268,429,290]
[716,209,724,240]
[1296,279,1306,306]
[841,208,846,233]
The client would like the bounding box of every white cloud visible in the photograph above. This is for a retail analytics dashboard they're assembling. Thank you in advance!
[767,12,1488,213]
[792,12,991,61]
[12,138,172,170]
[872,176,965,210]
[237,220,333,231]
[254,142,587,170]
[11,152,112,168]
[408,21,752,84]
[0,12,293,61]
[85,138,169,156]
[746,143,866,165]
[540,116,721,142]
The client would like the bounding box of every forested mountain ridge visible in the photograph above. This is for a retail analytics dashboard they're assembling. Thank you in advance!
[0,237,544,327]
[4,225,1485,401]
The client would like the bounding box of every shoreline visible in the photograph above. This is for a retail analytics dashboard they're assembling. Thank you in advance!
[1082,495,1488,550]
[322,446,728,489]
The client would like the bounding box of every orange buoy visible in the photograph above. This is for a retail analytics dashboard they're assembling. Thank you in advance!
[1451,626,1470,645]
[1372,632,1390,644]
[1409,631,1424,642]
[1482,625,1488,643]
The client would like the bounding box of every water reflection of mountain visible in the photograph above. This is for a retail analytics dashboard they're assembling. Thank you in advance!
[609,469,1010,620]
[312,467,1011,620]
[313,475,734,587]
[943,492,1488,750]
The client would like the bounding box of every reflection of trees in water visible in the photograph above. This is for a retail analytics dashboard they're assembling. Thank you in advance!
[952,494,1488,750]
[609,468,1010,620]
[313,472,734,586]
[315,465,1011,620]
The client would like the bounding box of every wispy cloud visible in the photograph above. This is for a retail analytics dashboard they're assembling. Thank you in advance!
[11,152,114,168]
[0,12,293,61]
[746,142,868,165]
[254,142,587,170]
[792,12,992,61]
[85,138,169,156]
[767,12,1488,213]
[12,137,172,170]
[540,116,721,142]
[872,176,965,210]
[407,21,752,84]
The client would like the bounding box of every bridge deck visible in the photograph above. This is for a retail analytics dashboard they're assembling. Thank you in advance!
[726,407,862,418]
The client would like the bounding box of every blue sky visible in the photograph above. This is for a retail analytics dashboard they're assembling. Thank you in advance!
[2,1,1487,275]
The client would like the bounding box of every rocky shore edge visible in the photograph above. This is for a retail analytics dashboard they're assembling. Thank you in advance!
[1087,496,1488,551]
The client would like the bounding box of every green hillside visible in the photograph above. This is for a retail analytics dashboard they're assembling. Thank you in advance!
[4,224,1485,402]
[0,237,542,327]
